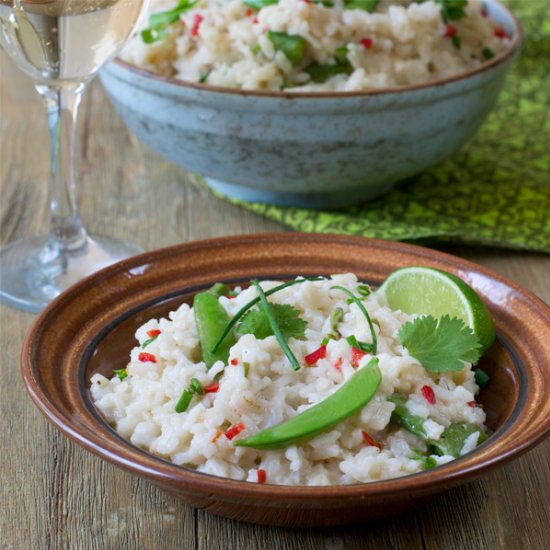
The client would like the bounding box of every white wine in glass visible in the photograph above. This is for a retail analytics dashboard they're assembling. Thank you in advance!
[0,0,148,312]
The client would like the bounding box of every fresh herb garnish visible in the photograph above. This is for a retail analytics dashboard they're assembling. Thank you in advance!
[451,34,462,49]
[252,280,301,371]
[237,303,307,340]
[141,0,197,44]
[482,47,495,60]
[429,422,488,457]
[175,377,207,412]
[267,31,307,65]
[198,69,211,83]
[346,334,374,353]
[344,0,379,12]
[211,277,324,354]
[114,368,128,381]
[398,315,482,373]
[330,285,378,354]
[141,335,159,349]
[329,307,344,337]
[435,0,468,21]
[243,0,278,9]
[474,367,490,389]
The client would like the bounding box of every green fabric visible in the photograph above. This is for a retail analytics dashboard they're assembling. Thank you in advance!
[212,0,550,253]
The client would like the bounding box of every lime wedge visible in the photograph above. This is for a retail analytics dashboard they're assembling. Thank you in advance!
[379,266,496,353]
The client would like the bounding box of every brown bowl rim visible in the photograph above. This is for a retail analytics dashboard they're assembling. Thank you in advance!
[21,234,550,503]
[112,0,523,100]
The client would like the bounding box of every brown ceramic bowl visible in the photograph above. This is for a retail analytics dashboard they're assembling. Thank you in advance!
[22,234,550,527]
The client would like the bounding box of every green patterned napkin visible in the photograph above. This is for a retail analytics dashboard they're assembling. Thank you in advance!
[211,0,550,253]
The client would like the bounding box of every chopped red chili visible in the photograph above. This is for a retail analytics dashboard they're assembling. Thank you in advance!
[305,344,327,366]
[191,13,203,36]
[444,24,457,38]
[147,329,161,338]
[333,357,343,372]
[351,347,366,367]
[495,26,507,38]
[203,382,220,394]
[421,385,436,405]
[245,7,254,16]
[360,37,373,49]
[252,16,259,24]
[138,352,157,363]
[467,400,478,408]
[225,422,245,440]
[361,430,382,449]
[230,358,239,366]
[257,469,267,483]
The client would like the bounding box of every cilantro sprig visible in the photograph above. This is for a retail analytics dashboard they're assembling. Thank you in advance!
[398,315,482,373]
[237,303,307,340]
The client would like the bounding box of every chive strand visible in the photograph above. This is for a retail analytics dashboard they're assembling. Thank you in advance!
[330,285,378,354]
[252,279,301,371]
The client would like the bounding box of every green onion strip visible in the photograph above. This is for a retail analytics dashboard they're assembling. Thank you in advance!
[252,279,301,371]
[330,285,378,354]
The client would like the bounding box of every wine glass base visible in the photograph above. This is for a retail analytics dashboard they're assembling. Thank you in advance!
[0,235,143,313]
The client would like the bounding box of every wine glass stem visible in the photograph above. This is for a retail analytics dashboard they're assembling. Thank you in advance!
[37,84,88,257]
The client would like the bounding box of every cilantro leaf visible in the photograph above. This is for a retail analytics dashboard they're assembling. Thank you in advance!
[237,304,307,340]
[398,315,482,373]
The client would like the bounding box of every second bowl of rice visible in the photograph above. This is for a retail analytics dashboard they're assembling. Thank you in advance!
[100,0,522,208]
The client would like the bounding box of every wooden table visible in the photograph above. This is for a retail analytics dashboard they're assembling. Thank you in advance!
[1,52,549,549]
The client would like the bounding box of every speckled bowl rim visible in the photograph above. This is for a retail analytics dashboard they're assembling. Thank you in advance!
[112,0,523,99]
[21,234,550,506]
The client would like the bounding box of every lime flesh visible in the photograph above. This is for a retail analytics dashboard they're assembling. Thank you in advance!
[379,267,496,353]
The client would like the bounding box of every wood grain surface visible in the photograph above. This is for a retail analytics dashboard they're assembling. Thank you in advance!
[1,52,549,549]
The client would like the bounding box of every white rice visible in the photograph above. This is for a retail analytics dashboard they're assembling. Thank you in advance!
[121,0,510,91]
[91,274,487,486]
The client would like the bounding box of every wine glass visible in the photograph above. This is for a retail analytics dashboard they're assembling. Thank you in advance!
[0,0,149,312]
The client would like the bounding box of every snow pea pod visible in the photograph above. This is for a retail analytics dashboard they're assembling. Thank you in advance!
[234,358,381,450]
[193,283,236,369]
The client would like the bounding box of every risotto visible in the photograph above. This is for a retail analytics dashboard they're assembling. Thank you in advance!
[91,274,489,486]
[120,0,511,91]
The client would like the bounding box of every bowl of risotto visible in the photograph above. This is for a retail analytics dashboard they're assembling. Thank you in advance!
[100,0,521,208]
[22,234,550,526]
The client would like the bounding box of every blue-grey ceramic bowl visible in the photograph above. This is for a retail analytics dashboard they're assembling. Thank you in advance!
[100,0,522,209]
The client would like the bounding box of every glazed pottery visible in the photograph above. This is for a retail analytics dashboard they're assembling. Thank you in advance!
[22,234,550,527]
[99,0,522,209]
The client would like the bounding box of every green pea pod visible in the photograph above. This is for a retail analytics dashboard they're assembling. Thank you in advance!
[244,0,278,8]
[234,358,381,449]
[430,423,488,458]
[194,284,236,369]
[388,394,427,439]
[267,31,307,65]
[344,0,379,12]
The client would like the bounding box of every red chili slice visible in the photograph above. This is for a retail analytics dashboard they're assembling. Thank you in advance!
[138,352,157,363]
[360,37,373,49]
[444,24,457,37]
[495,26,507,38]
[361,430,382,449]
[225,422,245,440]
[191,13,203,36]
[421,385,436,405]
[146,329,161,338]
[305,344,327,366]
[257,469,267,483]
[203,383,219,394]
[467,401,478,408]
[351,347,366,367]
[230,358,239,366]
